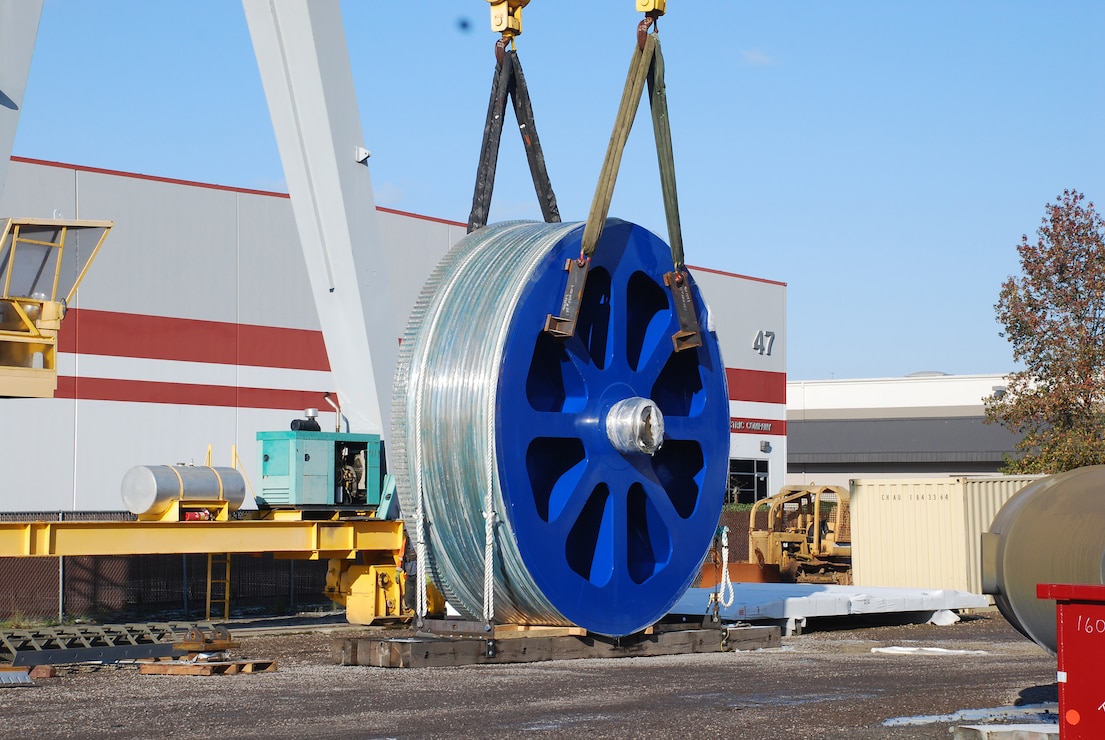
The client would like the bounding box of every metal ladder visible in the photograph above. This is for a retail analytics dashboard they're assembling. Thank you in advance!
[205,553,231,620]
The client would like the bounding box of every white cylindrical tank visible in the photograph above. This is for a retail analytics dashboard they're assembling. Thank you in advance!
[120,465,247,517]
[982,466,1105,655]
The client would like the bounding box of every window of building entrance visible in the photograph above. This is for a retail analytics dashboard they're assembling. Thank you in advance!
[728,458,769,505]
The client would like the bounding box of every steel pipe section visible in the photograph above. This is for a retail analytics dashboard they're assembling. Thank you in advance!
[982,466,1105,655]
[391,219,729,636]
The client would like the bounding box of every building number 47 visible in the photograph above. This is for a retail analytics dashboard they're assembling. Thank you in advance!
[753,330,776,356]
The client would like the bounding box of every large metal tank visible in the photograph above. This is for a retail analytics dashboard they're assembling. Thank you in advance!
[120,465,247,517]
[982,466,1105,654]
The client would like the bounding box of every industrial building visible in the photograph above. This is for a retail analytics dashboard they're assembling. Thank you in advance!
[0,155,788,514]
[785,372,1022,488]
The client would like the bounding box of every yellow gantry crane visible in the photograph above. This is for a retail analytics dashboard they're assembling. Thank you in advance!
[0,495,422,625]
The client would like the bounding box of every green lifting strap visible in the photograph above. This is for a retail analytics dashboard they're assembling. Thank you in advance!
[548,31,700,350]
[580,33,658,260]
[646,42,685,272]
[580,32,684,270]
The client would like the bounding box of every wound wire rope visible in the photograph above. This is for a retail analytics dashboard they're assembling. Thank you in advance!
[391,220,580,626]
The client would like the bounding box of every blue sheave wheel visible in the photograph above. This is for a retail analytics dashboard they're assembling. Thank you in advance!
[392,219,729,637]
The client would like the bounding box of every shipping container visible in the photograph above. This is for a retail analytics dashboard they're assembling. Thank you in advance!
[850,476,1041,593]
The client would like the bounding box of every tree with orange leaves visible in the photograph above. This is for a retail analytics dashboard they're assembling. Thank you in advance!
[987,189,1105,473]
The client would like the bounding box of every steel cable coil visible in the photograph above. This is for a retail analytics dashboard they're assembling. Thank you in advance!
[391,219,730,636]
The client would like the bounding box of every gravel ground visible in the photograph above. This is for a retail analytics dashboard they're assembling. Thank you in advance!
[0,611,1056,739]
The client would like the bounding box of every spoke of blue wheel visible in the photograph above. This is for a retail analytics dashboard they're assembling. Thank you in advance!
[565,333,606,388]
[514,407,580,437]
[637,476,683,533]
[549,457,607,534]
[636,313,682,388]
[608,272,630,372]
[609,479,629,583]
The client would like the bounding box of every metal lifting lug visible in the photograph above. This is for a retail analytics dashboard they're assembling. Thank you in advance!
[664,270,703,352]
[543,256,590,338]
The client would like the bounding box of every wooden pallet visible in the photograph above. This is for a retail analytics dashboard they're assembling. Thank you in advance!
[333,625,780,669]
[139,659,277,676]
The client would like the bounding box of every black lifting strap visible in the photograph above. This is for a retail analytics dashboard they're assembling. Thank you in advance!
[544,30,701,351]
[467,48,560,233]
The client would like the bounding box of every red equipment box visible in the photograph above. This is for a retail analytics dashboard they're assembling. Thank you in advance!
[1037,583,1105,738]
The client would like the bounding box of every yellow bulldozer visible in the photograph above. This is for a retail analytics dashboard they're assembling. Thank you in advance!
[748,485,852,584]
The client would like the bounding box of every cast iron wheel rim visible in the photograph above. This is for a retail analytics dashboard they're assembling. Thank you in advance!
[497,219,730,636]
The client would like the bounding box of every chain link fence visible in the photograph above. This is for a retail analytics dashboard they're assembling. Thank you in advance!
[0,511,330,622]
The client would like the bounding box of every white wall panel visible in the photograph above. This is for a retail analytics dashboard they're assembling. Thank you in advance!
[73,171,238,322]
[692,268,786,374]
[0,397,76,510]
[236,191,320,331]
[376,210,463,332]
[70,401,239,511]
[0,160,76,220]
[788,374,1007,418]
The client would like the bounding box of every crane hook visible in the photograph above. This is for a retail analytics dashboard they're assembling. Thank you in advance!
[637,11,661,49]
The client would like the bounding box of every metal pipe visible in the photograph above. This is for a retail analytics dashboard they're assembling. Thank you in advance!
[57,511,64,623]
[323,393,346,433]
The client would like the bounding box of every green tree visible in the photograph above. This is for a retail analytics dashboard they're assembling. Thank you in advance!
[987,189,1105,473]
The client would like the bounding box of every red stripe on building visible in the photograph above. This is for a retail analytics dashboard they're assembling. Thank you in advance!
[730,417,787,436]
[56,376,332,411]
[727,368,786,404]
[59,309,330,372]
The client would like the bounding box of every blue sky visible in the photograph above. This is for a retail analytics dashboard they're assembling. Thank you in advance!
[15,1,1105,380]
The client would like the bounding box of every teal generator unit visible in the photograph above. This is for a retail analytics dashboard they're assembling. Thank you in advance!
[256,431,382,508]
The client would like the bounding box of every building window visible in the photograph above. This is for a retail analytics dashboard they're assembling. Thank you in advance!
[728,458,770,505]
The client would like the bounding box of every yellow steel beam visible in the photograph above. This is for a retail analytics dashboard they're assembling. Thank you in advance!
[0,518,405,561]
